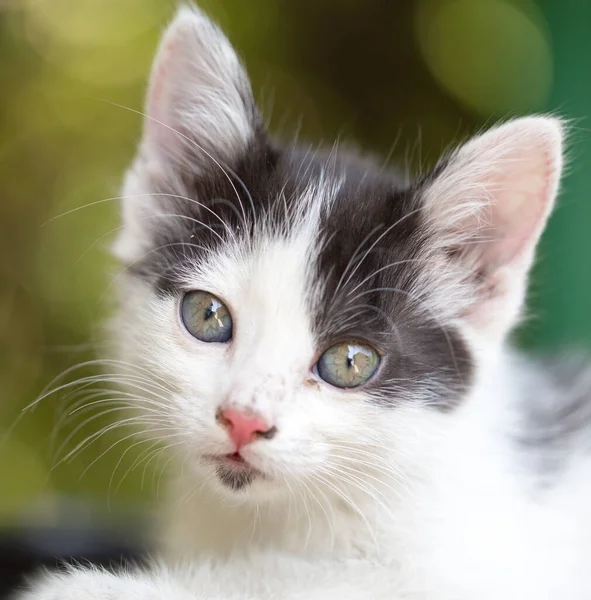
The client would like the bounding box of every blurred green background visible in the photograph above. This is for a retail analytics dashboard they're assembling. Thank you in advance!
[0,0,590,522]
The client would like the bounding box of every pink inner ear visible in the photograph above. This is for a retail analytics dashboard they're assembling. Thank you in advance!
[451,117,563,275]
[144,30,190,161]
[480,145,556,271]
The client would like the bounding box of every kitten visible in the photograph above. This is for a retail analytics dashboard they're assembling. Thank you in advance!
[17,4,591,600]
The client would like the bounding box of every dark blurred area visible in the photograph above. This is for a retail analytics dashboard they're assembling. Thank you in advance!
[0,521,144,597]
[0,0,590,594]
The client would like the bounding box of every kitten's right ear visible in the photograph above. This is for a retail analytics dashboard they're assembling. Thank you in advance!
[141,4,260,170]
[114,5,260,264]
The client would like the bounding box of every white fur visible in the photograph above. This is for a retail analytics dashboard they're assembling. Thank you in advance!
[18,555,420,600]
[19,6,591,600]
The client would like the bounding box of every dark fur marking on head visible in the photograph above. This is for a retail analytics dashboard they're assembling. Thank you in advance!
[312,155,472,410]
[131,136,474,411]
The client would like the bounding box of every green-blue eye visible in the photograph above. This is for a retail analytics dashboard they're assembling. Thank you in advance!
[181,291,232,343]
[316,341,380,388]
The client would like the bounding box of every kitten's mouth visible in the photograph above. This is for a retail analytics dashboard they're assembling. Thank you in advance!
[225,452,246,465]
[207,453,263,491]
[213,452,254,469]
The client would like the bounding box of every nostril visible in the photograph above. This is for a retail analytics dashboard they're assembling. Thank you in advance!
[217,407,277,448]
[257,425,277,440]
[216,407,230,427]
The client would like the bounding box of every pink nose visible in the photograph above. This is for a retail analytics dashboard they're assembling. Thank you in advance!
[218,408,276,449]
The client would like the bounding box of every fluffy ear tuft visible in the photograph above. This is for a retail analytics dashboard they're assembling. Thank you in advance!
[142,4,259,169]
[422,116,564,340]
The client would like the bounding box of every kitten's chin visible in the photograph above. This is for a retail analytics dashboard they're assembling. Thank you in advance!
[201,454,281,501]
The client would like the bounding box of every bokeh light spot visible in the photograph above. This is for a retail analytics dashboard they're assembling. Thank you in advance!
[23,0,167,85]
[23,0,168,46]
[415,0,552,115]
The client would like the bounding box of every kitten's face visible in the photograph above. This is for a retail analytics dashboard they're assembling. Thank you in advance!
[112,7,563,500]
[115,146,472,498]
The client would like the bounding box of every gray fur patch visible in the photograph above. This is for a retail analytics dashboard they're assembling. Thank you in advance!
[515,354,591,481]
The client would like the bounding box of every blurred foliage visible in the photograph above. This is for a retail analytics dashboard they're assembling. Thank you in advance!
[0,0,590,521]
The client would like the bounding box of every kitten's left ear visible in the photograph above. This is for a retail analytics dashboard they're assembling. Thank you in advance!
[422,116,564,340]
[141,4,260,169]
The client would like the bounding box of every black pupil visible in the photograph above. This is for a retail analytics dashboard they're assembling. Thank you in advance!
[346,351,353,369]
[204,303,214,321]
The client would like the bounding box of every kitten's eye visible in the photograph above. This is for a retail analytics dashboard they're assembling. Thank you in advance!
[316,342,379,388]
[181,291,232,343]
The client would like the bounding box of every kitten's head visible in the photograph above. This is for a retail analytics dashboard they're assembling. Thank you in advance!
[112,6,563,501]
